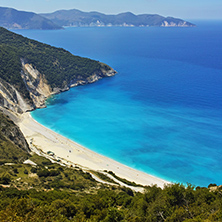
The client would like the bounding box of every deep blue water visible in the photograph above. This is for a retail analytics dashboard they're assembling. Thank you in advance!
[14,21,222,187]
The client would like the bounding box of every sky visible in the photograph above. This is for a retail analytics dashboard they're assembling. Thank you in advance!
[0,0,222,20]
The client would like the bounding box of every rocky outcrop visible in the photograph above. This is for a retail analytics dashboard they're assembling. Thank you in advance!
[0,78,33,113]
[0,26,117,114]
[21,59,116,108]
[161,21,190,27]
[21,59,52,108]
[0,59,116,114]
[70,66,116,87]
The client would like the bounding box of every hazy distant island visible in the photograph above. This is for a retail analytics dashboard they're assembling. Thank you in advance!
[41,9,195,27]
[0,7,63,30]
[0,6,195,30]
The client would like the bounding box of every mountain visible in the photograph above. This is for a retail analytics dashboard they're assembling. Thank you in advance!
[0,7,62,29]
[0,27,116,113]
[41,9,195,27]
[0,7,195,29]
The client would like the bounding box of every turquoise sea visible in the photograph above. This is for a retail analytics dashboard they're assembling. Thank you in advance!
[14,21,222,187]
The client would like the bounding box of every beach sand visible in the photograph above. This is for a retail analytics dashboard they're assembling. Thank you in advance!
[17,112,169,189]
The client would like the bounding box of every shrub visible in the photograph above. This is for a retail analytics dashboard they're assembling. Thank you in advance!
[0,174,11,184]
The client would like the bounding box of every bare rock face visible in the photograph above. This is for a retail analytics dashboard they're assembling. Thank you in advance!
[21,59,52,108]
[0,58,52,113]
[70,66,117,87]
[161,21,190,27]
[0,78,33,113]
[21,59,116,106]
[21,59,117,104]
[0,59,116,114]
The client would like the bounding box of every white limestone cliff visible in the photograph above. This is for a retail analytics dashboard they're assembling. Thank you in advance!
[0,59,116,114]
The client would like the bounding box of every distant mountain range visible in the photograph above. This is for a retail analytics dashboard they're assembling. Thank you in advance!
[0,6,195,30]
[0,7,62,29]
[41,9,195,27]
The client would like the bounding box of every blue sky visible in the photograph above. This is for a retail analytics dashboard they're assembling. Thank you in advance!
[0,0,222,20]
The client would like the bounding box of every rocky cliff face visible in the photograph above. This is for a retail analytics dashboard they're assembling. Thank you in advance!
[161,21,190,27]
[21,59,52,108]
[0,77,33,113]
[20,59,116,112]
[0,59,116,114]
[69,66,116,87]
[21,59,116,108]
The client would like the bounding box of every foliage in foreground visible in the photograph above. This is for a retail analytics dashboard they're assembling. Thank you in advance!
[0,183,221,221]
[0,153,99,192]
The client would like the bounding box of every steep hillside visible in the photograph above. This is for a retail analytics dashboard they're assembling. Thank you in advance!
[0,7,62,30]
[0,27,116,112]
[0,111,30,164]
[41,9,195,27]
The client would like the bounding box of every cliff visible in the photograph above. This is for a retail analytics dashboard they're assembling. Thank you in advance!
[0,55,116,113]
[0,27,116,113]
[20,59,116,109]
[0,77,33,113]
[21,60,52,108]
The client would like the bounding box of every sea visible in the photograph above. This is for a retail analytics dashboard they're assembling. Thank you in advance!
[14,20,222,187]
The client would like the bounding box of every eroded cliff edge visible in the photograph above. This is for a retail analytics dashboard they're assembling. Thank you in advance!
[0,77,33,113]
[0,59,116,114]
[0,26,116,114]
[20,59,116,110]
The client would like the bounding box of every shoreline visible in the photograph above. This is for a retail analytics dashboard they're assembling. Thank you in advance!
[17,112,170,189]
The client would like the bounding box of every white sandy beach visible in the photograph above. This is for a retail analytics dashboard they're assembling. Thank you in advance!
[17,112,169,189]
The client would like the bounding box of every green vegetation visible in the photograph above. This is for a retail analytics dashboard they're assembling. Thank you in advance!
[0,27,112,99]
[0,112,30,164]
[0,133,28,165]
[0,181,221,221]
[0,153,102,191]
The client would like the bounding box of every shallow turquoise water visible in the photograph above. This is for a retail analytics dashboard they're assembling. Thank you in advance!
[15,21,222,187]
